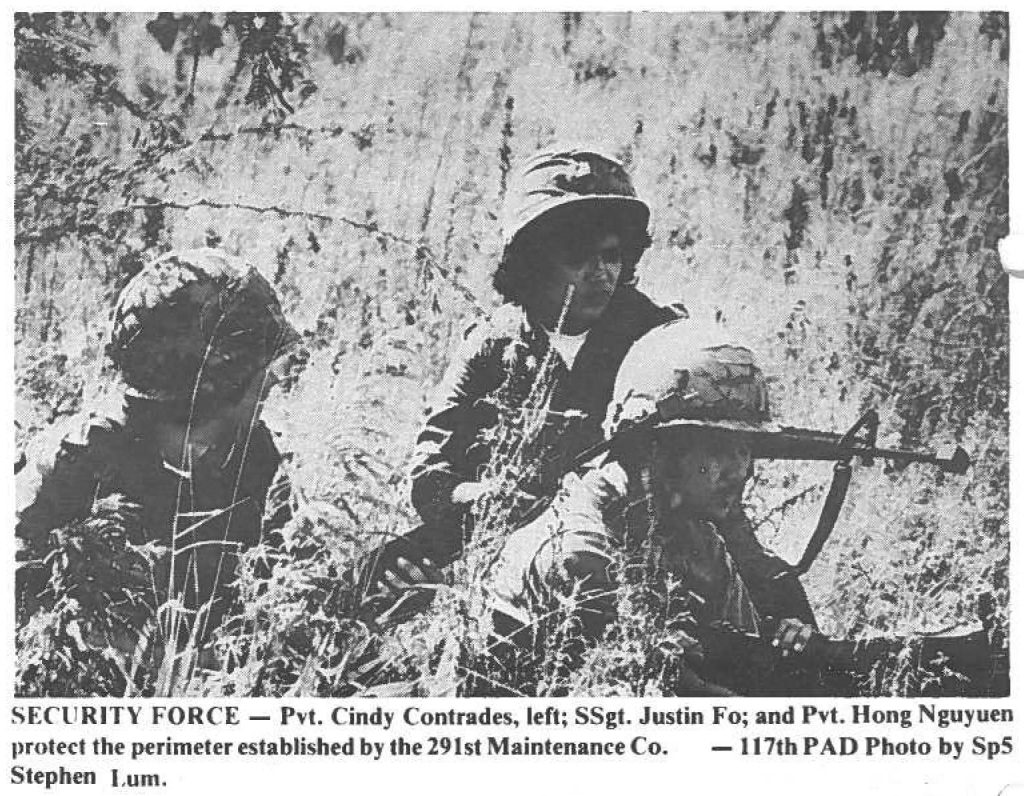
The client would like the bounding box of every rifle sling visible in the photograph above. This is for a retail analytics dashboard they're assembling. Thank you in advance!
[793,459,853,576]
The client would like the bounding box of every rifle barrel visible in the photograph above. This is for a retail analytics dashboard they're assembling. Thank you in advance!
[751,430,970,474]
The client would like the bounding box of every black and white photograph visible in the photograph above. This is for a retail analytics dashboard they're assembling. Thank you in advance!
[13,11,1011,701]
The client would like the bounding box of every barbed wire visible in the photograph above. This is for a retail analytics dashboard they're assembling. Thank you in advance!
[125,198,479,304]
[132,198,391,240]
[195,122,352,144]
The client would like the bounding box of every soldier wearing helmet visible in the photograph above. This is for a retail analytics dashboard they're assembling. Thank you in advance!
[16,249,300,681]
[601,321,815,633]
[484,320,817,682]
[377,146,684,605]
[478,321,1001,696]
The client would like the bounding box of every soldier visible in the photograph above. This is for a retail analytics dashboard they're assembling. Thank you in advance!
[486,320,815,666]
[370,146,685,607]
[16,248,300,688]
[486,320,1001,696]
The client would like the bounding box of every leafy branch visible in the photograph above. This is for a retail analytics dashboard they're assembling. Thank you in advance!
[15,12,319,273]
[15,12,150,140]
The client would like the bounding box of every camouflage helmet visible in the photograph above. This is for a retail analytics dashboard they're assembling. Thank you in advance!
[501,146,650,252]
[604,319,777,440]
[107,248,300,410]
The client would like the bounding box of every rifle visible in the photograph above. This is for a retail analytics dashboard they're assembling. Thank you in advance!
[344,409,970,621]
[563,407,968,575]
[748,410,970,474]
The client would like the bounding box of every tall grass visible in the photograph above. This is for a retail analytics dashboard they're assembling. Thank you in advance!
[15,12,1008,695]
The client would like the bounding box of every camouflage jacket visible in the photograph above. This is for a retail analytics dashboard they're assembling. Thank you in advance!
[16,392,286,619]
[410,286,683,534]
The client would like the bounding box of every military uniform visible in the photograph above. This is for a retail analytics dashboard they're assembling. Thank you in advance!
[16,248,298,643]
[488,460,803,634]
[410,146,682,556]
[16,393,285,630]
[411,288,681,529]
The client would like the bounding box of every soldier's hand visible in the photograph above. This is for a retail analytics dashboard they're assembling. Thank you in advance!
[379,555,443,594]
[769,617,814,657]
[365,555,444,627]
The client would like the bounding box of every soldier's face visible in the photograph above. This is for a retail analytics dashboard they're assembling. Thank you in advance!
[524,232,624,334]
[651,429,753,524]
[156,367,276,464]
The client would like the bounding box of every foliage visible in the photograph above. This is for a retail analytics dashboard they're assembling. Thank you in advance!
[813,11,951,76]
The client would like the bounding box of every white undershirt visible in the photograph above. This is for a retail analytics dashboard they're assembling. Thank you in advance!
[545,328,589,369]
